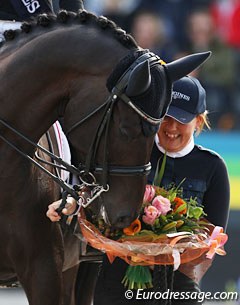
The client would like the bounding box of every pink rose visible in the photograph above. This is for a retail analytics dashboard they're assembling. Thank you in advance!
[142,205,160,225]
[152,195,171,216]
[143,185,156,203]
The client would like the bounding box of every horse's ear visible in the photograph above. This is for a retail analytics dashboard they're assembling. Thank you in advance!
[165,51,211,82]
[125,60,151,97]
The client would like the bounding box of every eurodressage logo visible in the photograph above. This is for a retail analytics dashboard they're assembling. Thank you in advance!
[21,0,40,13]
[172,91,190,102]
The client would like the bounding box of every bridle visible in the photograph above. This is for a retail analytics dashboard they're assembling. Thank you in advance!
[66,51,163,182]
[0,51,164,209]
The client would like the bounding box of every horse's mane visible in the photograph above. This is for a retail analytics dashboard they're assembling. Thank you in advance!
[1,9,168,128]
[2,9,138,50]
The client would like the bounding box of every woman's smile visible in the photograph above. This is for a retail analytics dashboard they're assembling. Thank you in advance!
[158,116,201,152]
[165,131,179,139]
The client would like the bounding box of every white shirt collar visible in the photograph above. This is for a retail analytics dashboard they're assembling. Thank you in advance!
[155,134,195,158]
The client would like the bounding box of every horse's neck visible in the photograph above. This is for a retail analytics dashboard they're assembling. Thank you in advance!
[1,25,129,141]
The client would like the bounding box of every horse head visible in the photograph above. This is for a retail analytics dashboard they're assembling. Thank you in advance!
[99,51,211,228]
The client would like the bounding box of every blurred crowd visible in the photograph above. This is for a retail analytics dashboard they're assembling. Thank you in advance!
[0,0,239,130]
[85,0,240,131]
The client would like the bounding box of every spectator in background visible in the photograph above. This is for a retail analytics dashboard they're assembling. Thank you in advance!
[52,0,83,14]
[211,0,240,128]
[84,0,141,31]
[134,0,212,50]
[183,9,236,130]
[85,0,211,49]
[130,10,179,63]
[210,0,240,48]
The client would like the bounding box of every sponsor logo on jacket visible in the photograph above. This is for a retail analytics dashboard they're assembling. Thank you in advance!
[21,0,40,14]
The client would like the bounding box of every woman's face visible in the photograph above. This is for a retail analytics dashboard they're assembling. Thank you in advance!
[157,115,202,152]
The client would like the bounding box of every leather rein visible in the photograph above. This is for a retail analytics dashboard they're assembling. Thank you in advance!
[0,51,163,210]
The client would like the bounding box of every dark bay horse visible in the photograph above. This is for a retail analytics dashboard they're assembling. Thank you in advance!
[0,10,210,305]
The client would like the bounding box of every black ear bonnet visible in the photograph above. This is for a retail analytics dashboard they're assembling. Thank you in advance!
[106,50,172,137]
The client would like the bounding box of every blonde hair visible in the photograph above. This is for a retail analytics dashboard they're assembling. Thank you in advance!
[195,110,211,136]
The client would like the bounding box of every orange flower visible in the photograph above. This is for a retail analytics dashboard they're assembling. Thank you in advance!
[173,197,187,215]
[123,219,141,236]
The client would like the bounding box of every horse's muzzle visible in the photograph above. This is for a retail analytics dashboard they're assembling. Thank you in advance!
[114,215,135,229]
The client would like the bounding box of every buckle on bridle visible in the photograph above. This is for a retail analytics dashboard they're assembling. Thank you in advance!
[77,171,110,208]
[80,184,109,209]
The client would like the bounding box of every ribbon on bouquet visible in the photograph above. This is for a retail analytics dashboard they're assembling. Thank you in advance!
[205,226,228,259]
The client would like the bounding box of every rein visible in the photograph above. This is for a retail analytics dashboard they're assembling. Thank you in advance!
[0,118,80,200]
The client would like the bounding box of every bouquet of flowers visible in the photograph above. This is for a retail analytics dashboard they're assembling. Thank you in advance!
[78,183,228,290]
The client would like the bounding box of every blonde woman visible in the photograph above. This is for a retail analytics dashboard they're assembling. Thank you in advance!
[93,76,230,305]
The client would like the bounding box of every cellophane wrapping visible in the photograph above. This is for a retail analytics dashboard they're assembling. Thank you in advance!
[78,214,226,283]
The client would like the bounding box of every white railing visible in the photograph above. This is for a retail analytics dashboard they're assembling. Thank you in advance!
[0,20,22,33]
[0,20,22,43]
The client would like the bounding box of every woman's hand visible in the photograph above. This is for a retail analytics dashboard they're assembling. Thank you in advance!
[46,197,77,222]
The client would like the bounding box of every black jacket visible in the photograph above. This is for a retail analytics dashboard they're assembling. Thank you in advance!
[0,0,83,21]
[149,143,230,229]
